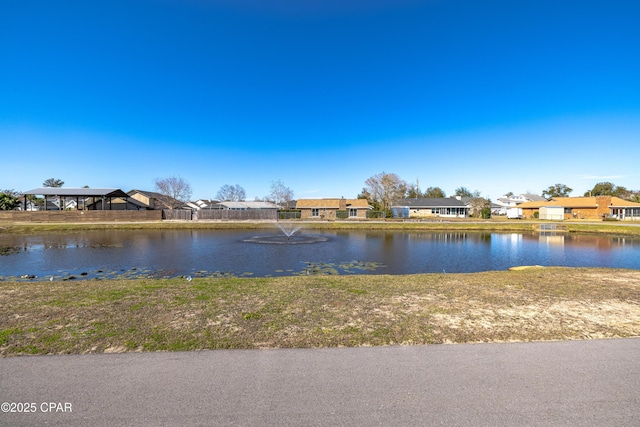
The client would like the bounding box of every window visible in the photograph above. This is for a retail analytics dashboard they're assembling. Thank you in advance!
[349,208,357,217]
[311,208,319,217]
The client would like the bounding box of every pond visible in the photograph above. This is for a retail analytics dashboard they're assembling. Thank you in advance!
[1,229,639,281]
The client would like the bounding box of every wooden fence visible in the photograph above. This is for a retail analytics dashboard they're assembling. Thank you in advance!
[194,209,278,221]
[162,210,194,221]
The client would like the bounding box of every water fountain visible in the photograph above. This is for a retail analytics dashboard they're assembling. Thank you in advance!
[242,222,328,245]
[276,222,300,239]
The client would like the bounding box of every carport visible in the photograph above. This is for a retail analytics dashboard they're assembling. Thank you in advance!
[22,188,131,211]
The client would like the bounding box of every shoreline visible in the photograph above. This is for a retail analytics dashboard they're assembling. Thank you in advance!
[2,218,640,236]
[1,267,639,356]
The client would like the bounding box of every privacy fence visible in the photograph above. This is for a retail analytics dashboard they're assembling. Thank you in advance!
[0,210,162,223]
[162,209,279,221]
[2,209,383,223]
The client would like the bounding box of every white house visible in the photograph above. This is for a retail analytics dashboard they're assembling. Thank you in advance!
[391,198,469,218]
[495,194,545,215]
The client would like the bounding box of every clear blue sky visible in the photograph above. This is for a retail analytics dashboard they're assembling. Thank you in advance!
[2,0,639,201]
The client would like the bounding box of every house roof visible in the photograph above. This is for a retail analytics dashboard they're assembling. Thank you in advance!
[343,199,371,208]
[24,188,129,198]
[295,199,370,209]
[392,198,468,208]
[128,189,187,208]
[608,197,640,207]
[517,197,597,209]
[128,189,165,199]
[522,194,546,201]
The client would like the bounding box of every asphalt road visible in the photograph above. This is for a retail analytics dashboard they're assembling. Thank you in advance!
[1,339,639,426]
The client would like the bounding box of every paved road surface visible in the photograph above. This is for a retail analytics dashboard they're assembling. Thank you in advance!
[1,339,639,426]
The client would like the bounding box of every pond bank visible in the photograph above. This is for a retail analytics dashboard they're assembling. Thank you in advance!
[1,267,639,356]
[2,219,640,236]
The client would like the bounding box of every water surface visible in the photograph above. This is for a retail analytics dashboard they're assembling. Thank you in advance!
[1,229,638,281]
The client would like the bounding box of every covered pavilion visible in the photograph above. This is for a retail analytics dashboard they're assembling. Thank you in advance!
[22,188,132,211]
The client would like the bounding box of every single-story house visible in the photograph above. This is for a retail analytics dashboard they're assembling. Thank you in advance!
[517,196,640,221]
[128,189,186,210]
[186,199,220,210]
[391,198,469,218]
[296,198,371,219]
[16,196,60,211]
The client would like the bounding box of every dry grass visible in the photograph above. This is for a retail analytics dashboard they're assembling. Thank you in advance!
[1,267,639,356]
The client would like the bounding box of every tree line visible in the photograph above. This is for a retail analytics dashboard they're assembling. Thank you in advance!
[541,182,640,201]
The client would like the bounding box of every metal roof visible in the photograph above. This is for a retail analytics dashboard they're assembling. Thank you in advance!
[23,188,129,198]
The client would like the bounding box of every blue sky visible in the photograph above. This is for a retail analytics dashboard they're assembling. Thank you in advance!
[2,0,639,201]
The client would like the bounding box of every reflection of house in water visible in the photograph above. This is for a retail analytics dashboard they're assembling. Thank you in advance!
[424,232,469,242]
[539,234,565,245]
[570,234,615,250]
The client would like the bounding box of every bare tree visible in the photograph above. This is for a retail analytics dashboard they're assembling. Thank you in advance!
[268,180,294,208]
[154,176,192,209]
[364,172,407,213]
[216,184,246,202]
[468,196,491,218]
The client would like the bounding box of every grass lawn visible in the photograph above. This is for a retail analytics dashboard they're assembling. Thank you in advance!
[2,218,640,236]
[1,268,639,356]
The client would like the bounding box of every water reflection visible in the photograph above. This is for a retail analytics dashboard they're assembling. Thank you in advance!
[1,229,639,281]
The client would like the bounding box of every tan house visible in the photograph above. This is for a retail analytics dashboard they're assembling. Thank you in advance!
[517,196,640,221]
[128,189,185,210]
[296,198,370,219]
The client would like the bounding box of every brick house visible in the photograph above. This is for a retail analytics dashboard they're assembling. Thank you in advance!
[517,196,640,221]
[296,198,370,219]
